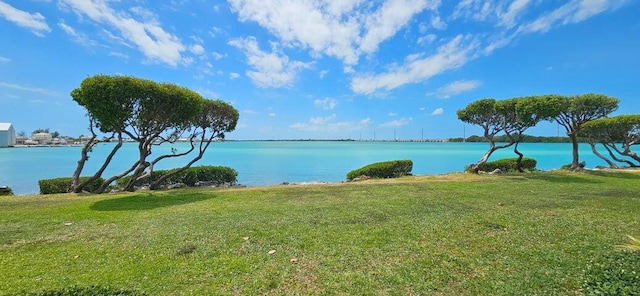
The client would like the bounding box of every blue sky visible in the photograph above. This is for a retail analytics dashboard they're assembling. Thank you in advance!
[1,0,639,140]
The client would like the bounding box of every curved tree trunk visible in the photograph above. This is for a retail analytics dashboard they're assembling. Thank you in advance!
[470,140,514,173]
[149,140,200,190]
[95,160,142,194]
[513,141,524,172]
[70,135,97,192]
[75,138,123,193]
[123,138,154,192]
[588,142,619,168]
[603,143,638,167]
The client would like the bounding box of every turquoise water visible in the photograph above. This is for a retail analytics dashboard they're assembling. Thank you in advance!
[0,141,607,195]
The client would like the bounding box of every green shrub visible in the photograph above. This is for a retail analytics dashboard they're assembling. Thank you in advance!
[347,160,413,181]
[182,166,238,186]
[580,250,640,295]
[0,186,13,196]
[116,166,238,189]
[475,158,537,172]
[38,177,105,195]
[20,285,145,296]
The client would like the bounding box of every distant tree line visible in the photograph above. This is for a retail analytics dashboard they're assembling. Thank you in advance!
[448,134,580,143]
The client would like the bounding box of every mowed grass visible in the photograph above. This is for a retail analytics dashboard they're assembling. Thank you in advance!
[1,171,639,295]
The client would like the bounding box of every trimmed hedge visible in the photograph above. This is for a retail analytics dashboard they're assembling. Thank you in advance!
[475,158,537,172]
[581,250,640,295]
[347,160,413,181]
[116,165,238,189]
[181,165,237,186]
[38,177,105,195]
[0,186,13,196]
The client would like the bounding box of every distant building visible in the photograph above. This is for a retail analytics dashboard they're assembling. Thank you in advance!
[0,122,16,147]
[32,132,53,144]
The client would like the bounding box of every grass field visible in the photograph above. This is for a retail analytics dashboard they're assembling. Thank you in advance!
[1,171,639,295]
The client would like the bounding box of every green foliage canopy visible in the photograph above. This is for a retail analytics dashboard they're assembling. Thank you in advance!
[552,93,619,169]
[69,74,239,193]
[580,114,640,167]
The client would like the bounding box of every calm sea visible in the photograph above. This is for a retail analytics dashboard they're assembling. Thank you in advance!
[0,141,608,195]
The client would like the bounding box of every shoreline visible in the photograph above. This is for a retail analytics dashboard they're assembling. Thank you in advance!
[8,168,640,197]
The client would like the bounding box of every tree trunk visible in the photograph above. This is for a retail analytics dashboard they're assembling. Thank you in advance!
[69,136,97,192]
[588,142,619,168]
[96,160,142,194]
[603,143,636,168]
[570,134,581,169]
[514,141,524,172]
[470,140,515,174]
[75,140,123,193]
[123,139,153,191]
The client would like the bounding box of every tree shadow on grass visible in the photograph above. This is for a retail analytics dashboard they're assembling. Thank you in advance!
[90,192,215,211]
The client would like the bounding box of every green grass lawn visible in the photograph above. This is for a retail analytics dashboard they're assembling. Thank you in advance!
[1,171,639,295]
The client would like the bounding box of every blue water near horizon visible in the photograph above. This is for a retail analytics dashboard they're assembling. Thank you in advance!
[0,141,609,195]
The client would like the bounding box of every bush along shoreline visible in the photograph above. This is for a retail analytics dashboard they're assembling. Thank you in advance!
[37,166,239,194]
[347,160,413,181]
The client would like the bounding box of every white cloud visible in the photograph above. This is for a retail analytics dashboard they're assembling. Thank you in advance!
[417,34,437,44]
[58,21,98,47]
[229,37,312,88]
[290,114,371,132]
[0,81,58,96]
[430,15,446,30]
[435,79,481,98]
[0,1,51,36]
[452,0,494,22]
[359,0,439,54]
[309,114,336,125]
[229,72,240,80]
[228,0,440,67]
[379,117,412,128]
[269,112,276,117]
[419,107,426,111]
[388,112,398,117]
[108,51,129,60]
[498,0,531,28]
[314,97,337,110]
[431,108,444,115]
[212,51,225,60]
[517,0,628,34]
[190,44,205,56]
[60,0,187,66]
[243,109,257,115]
[319,69,329,79]
[351,35,478,94]
[209,26,223,37]
[360,118,373,125]
[0,56,10,63]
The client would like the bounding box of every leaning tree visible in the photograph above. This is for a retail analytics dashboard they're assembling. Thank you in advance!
[147,99,239,190]
[69,74,239,193]
[457,98,515,173]
[495,96,563,172]
[551,93,619,169]
[580,114,640,168]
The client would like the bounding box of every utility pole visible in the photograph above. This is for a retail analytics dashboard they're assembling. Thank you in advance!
[463,125,466,142]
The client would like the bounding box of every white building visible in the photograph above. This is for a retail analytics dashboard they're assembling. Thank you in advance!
[32,132,53,144]
[0,122,16,147]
